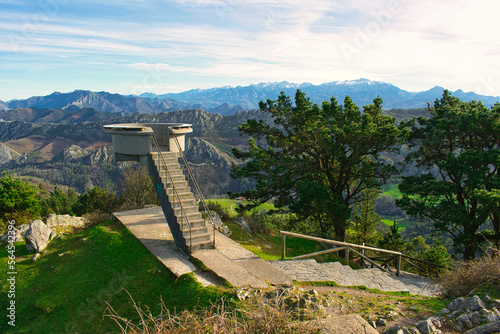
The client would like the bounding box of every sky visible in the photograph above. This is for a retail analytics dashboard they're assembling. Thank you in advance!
[1,0,499,101]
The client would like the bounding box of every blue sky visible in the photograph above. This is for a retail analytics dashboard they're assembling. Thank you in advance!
[1,0,499,101]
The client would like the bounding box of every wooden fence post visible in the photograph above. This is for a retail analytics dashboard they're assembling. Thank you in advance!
[345,245,349,266]
[396,254,401,276]
[282,234,286,259]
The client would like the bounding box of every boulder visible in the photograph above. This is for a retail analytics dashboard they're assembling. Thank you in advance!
[46,214,88,229]
[416,318,438,334]
[0,229,23,244]
[25,220,55,252]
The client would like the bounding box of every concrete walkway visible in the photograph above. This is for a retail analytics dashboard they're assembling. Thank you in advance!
[114,206,292,288]
[271,259,436,296]
[114,207,435,295]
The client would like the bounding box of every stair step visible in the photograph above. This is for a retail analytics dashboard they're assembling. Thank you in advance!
[187,226,210,236]
[174,205,201,215]
[188,240,214,251]
[185,233,211,244]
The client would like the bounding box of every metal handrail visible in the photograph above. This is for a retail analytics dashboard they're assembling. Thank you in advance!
[150,133,192,252]
[171,135,216,248]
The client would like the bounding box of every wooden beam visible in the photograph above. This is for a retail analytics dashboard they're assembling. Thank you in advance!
[280,231,402,256]
[293,247,347,260]
[349,247,393,275]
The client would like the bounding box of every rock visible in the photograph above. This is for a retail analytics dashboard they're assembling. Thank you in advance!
[31,253,41,262]
[1,229,23,244]
[219,225,231,236]
[385,310,400,320]
[313,314,379,334]
[416,318,438,334]
[17,224,30,237]
[25,220,55,253]
[491,300,500,309]
[381,324,409,334]
[484,309,500,323]
[456,313,473,329]
[448,296,486,313]
[468,311,482,324]
[429,317,441,329]
[436,308,450,316]
[368,320,377,328]
[235,217,252,234]
[447,297,466,311]
[464,320,500,334]
[406,327,420,334]
[377,318,387,327]
[46,214,88,229]
[466,296,487,312]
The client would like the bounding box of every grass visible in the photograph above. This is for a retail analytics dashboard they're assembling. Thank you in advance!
[207,199,275,218]
[380,217,412,232]
[0,220,230,334]
[381,183,402,199]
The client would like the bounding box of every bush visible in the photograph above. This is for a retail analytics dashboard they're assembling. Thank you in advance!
[119,166,157,210]
[435,252,500,298]
[206,201,231,220]
[0,173,41,226]
[73,186,120,225]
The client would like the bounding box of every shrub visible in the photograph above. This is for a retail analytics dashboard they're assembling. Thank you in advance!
[0,173,41,226]
[206,201,231,220]
[435,251,500,298]
[119,166,157,210]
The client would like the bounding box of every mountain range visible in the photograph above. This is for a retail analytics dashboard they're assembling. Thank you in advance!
[2,79,499,115]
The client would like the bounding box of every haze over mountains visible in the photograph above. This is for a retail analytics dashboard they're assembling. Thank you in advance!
[1,79,499,115]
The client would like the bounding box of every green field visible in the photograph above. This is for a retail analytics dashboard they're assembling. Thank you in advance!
[381,183,402,198]
[207,199,275,217]
[0,221,229,334]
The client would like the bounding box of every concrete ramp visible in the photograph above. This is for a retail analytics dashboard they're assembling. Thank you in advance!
[114,206,293,288]
[192,249,268,289]
[114,207,196,276]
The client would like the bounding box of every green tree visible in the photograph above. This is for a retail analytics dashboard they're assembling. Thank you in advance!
[380,221,405,252]
[397,91,500,259]
[0,174,41,225]
[230,90,406,241]
[348,188,382,245]
[73,186,119,216]
[40,186,78,217]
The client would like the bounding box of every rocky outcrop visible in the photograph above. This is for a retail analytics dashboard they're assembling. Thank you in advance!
[184,137,237,169]
[46,214,88,229]
[382,295,500,334]
[0,143,21,165]
[25,220,56,253]
[52,144,114,164]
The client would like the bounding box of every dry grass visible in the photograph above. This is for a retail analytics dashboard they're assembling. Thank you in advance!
[434,251,500,298]
[106,293,318,334]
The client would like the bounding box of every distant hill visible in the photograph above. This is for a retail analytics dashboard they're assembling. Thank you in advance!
[7,90,200,114]
[6,79,500,116]
[0,100,9,111]
[0,107,130,123]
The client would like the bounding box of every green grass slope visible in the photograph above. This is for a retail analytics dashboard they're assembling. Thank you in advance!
[0,221,229,334]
